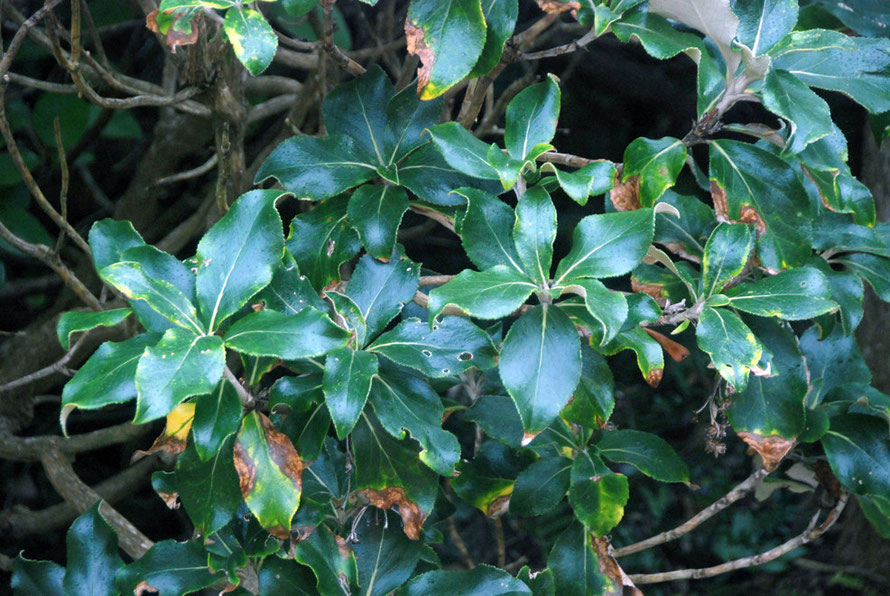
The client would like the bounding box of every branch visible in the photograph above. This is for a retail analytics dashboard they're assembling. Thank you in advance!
[312,0,366,76]
[521,28,598,61]
[613,468,771,557]
[0,331,91,394]
[629,491,850,585]
[0,421,152,462]
[419,275,455,287]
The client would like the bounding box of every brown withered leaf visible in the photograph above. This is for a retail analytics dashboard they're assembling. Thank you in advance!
[259,412,304,492]
[537,0,581,15]
[631,277,666,302]
[146,10,161,34]
[710,180,766,234]
[814,460,842,499]
[361,487,427,540]
[405,19,435,97]
[646,368,664,388]
[710,180,729,221]
[487,495,511,518]
[737,432,795,472]
[135,581,160,596]
[131,402,195,462]
[643,328,691,362]
[591,537,643,595]
[233,439,258,500]
[610,174,642,211]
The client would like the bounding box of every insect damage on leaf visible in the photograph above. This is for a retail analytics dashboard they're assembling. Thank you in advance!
[405,20,435,99]
[737,432,796,472]
[361,486,427,540]
[610,175,642,211]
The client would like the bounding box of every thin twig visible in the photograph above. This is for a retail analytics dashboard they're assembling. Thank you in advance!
[614,468,771,557]
[629,491,849,585]
[418,275,455,287]
[53,117,69,254]
[154,153,218,186]
[0,331,92,394]
[447,516,476,569]
[494,517,506,568]
[521,28,598,60]
[312,0,366,76]
[0,421,152,462]
[225,367,254,408]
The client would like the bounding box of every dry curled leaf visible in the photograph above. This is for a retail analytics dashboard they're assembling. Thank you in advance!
[610,174,642,211]
[738,432,795,472]
[631,277,666,302]
[592,537,643,595]
[361,487,427,540]
[487,494,511,518]
[646,368,664,388]
[536,0,581,16]
[405,20,435,98]
[644,327,691,362]
[711,180,766,234]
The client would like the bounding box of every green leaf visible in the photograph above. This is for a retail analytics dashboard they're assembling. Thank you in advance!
[562,345,616,426]
[810,257,864,334]
[451,441,530,514]
[770,30,890,113]
[554,208,655,285]
[653,191,716,258]
[192,380,242,460]
[500,305,582,442]
[293,527,357,596]
[810,173,877,227]
[115,540,220,596]
[733,0,798,56]
[224,308,349,360]
[406,0,487,100]
[709,139,812,271]
[11,557,64,595]
[429,265,537,320]
[173,436,242,536]
[287,194,362,292]
[62,504,123,596]
[513,186,556,285]
[348,184,409,260]
[101,262,203,334]
[427,121,500,180]
[822,414,890,496]
[352,511,422,596]
[369,368,460,476]
[600,326,665,387]
[465,394,524,447]
[326,291,370,347]
[196,189,286,331]
[368,316,497,377]
[487,143,525,190]
[622,137,686,206]
[812,0,890,38]
[223,7,277,75]
[800,324,871,407]
[258,556,319,594]
[323,65,393,165]
[256,135,377,199]
[860,494,890,539]
[134,328,225,423]
[256,250,327,315]
[405,565,532,596]
[569,453,629,537]
[61,333,157,413]
[346,252,420,341]
[839,252,890,302]
[696,306,761,391]
[269,374,331,461]
[510,456,572,516]
[542,161,616,206]
[398,143,501,205]
[518,566,555,596]
[596,429,689,483]
[762,69,834,155]
[700,223,754,297]
[384,85,443,164]
[455,187,523,272]
[469,0,518,77]
[323,346,378,438]
[505,75,561,160]
[726,268,838,320]
[56,308,132,350]
[548,522,610,595]
[556,279,628,346]
[235,411,304,538]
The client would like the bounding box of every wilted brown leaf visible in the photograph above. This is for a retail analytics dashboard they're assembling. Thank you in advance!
[631,277,666,302]
[405,19,435,97]
[646,368,664,388]
[738,432,795,472]
[536,0,581,15]
[644,327,691,362]
[610,174,642,211]
[362,487,428,540]
[591,537,643,595]
[711,180,766,234]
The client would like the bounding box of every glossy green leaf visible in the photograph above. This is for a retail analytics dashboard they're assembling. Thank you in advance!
[562,345,616,426]
[174,436,242,536]
[809,257,864,334]
[569,453,629,537]
[11,557,64,595]
[269,374,331,461]
[384,84,443,164]
[556,279,628,346]
[859,494,890,539]
[543,161,616,206]
[369,368,460,476]
[455,187,523,272]
[771,30,890,113]
[405,565,532,596]
[223,7,277,75]
[518,565,555,596]
[597,429,689,483]
[512,186,556,285]
[398,143,501,206]
[348,184,409,260]
[192,380,243,460]
[323,65,393,165]
[700,223,754,296]
[235,411,303,538]
[101,262,203,334]
[257,556,319,594]
[839,252,890,302]
[134,328,225,423]
[406,0,487,100]
[549,522,610,595]
[653,191,717,258]
[256,135,377,199]
[368,316,496,377]
[510,456,572,516]
[61,333,156,413]
[501,305,582,441]
[427,122,500,180]
[812,173,876,227]
[800,325,871,407]
[762,69,834,155]
[451,441,530,514]
[822,414,890,496]
[346,252,420,341]
[352,511,422,596]
[224,308,349,360]
[287,194,362,291]
[428,265,535,321]
[326,291,370,347]
[733,0,798,56]
[469,0,518,77]
[115,540,220,595]
[256,250,327,316]
[696,306,761,391]
[62,503,123,596]
[56,308,132,350]
[487,143,525,190]
[600,326,666,387]
[812,0,890,38]
[726,268,838,320]
[465,394,524,447]
[622,137,686,206]
[505,75,561,160]
[323,346,378,438]
[195,189,286,330]
[292,527,357,596]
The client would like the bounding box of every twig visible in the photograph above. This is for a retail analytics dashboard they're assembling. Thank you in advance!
[225,367,254,408]
[629,491,849,584]
[793,558,890,587]
[447,516,476,569]
[0,421,151,462]
[418,275,455,287]
[412,291,466,317]
[53,117,69,254]
[494,517,506,568]
[154,153,218,187]
[4,72,77,93]
[0,0,65,78]
[614,468,771,557]
[312,0,366,76]
[0,331,92,394]
[408,205,455,233]
[537,151,594,169]
[521,28,598,60]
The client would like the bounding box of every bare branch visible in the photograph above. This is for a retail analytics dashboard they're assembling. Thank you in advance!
[521,28,598,61]
[0,421,152,462]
